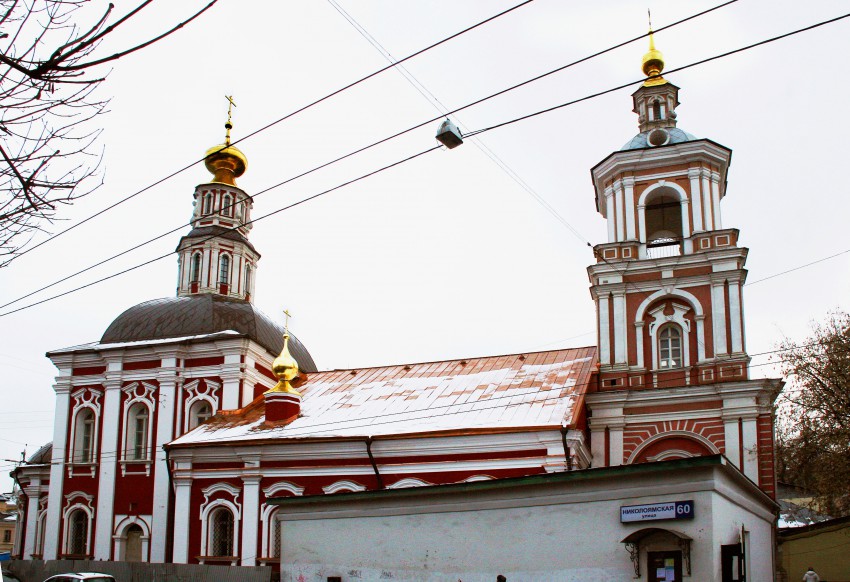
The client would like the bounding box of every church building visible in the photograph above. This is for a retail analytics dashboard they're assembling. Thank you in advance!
[12,37,780,581]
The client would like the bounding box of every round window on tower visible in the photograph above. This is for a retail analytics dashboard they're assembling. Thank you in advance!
[648,128,670,147]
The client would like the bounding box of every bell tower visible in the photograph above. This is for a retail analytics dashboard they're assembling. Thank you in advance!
[176,98,259,302]
[584,33,781,498]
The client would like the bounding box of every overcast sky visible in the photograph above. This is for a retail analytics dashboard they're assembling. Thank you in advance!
[1,0,849,491]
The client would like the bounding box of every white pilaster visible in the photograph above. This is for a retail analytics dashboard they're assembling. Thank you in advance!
[150,363,177,563]
[623,177,636,240]
[590,426,606,468]
[728,283,743,353]
[634,322,645,369]
[723,417,742,470]
[220,353,241,410]
[637,204,647,243]
[43,380,71,560]
[613,293,627,365]
[741,416,759,482]
[240,475,262,567]
[93,372,123,560]
[711,283,728,357]
[701,170,713,230]
[23,481,42,558]
[172,475,192,564]
[695,315,707,362]
[598,296,611,366]
[609,422,625,466]
[680,200,691,238]
[711,172,722,230]
[614,180,625,242]
[688,168,703,232]
[605,187,616,243]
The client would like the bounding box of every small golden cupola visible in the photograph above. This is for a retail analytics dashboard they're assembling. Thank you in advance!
[631,27,680,136]
[205,95,248,186]
[265,318,304,422]
[641,30,667,87]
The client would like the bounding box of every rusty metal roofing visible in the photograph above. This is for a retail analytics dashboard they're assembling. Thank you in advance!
[170,347,597,446]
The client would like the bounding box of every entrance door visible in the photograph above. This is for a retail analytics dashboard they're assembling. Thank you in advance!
[721,543,745,581]
[125,524,143,562]
[648,551,683,582]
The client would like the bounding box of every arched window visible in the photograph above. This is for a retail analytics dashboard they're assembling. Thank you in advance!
[209,507,234,556]
[73,409,95,463]
[189,400,213,430]
[244,264,252,295]
[126,403,150,461]
[645,189,683,256]
[222,193,233,217]
[35,508,47,556]
[652,99,662,121]
[67,509,88,556]
[202,193,213,215]
[658,325,683,369]
[190,253,202,283]
[219,254,230,285]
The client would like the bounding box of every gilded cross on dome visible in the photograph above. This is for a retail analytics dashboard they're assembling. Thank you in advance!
[283,309,292,333]
[224,95,236,145]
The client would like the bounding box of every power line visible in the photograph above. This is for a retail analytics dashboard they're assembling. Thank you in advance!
[7,3,825,317]
[0,0,739,310]
[326,0,591,246]
[0,145,443,316]
[8,0,536,263]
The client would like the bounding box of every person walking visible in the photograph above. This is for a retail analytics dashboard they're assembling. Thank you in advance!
[803,567,820,582]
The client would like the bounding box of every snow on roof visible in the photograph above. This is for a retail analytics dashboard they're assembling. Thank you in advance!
[48,330,243,354]
[171,347,597,446]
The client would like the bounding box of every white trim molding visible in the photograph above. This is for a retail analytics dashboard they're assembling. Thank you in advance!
[322,480,367,494]
[387,477,432,489]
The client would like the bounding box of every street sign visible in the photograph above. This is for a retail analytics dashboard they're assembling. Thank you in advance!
[620,500,695,523]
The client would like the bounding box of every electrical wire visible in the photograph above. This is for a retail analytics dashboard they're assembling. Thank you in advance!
[8,0,536,263]
[0,145,443,316]
[6,4,839,318]
[0,0,740,310]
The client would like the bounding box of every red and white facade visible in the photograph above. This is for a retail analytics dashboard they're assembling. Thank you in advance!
[584,71,781,497]
[12,55,781,573]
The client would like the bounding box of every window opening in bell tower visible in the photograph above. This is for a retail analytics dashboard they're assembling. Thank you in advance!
[645,191,683,257]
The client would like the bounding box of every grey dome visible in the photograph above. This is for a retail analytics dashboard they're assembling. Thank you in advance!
[621,127,698,150]
[101,295,317,372]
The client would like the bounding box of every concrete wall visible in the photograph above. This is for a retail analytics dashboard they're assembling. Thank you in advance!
[275,457,776,582]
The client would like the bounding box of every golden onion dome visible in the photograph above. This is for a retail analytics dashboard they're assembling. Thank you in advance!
[204,142,248,186]
[641,32,667,87]
[269,333,301,395]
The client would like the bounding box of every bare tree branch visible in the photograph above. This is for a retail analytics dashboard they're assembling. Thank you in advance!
[0,0,219,265]
[775,310,850,517]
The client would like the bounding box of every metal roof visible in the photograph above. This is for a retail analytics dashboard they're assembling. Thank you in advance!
[170,347,597,446]
[621,127,698,150]
[98,294,317,369]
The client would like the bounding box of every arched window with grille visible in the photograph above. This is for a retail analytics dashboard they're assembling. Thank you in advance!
[658,325,683,369]
[222,193,233,217]
[219,254,230,284]
[67,509,89,556]
[188,400,213,430]
[72,409,95,463]
[191,253,202,283]
[652,99,663,121]
[125,403,150,461]
[209,507,234,557]
[202,192,213,215]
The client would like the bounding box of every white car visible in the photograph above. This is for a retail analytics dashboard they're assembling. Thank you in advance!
[43,574,116,582]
